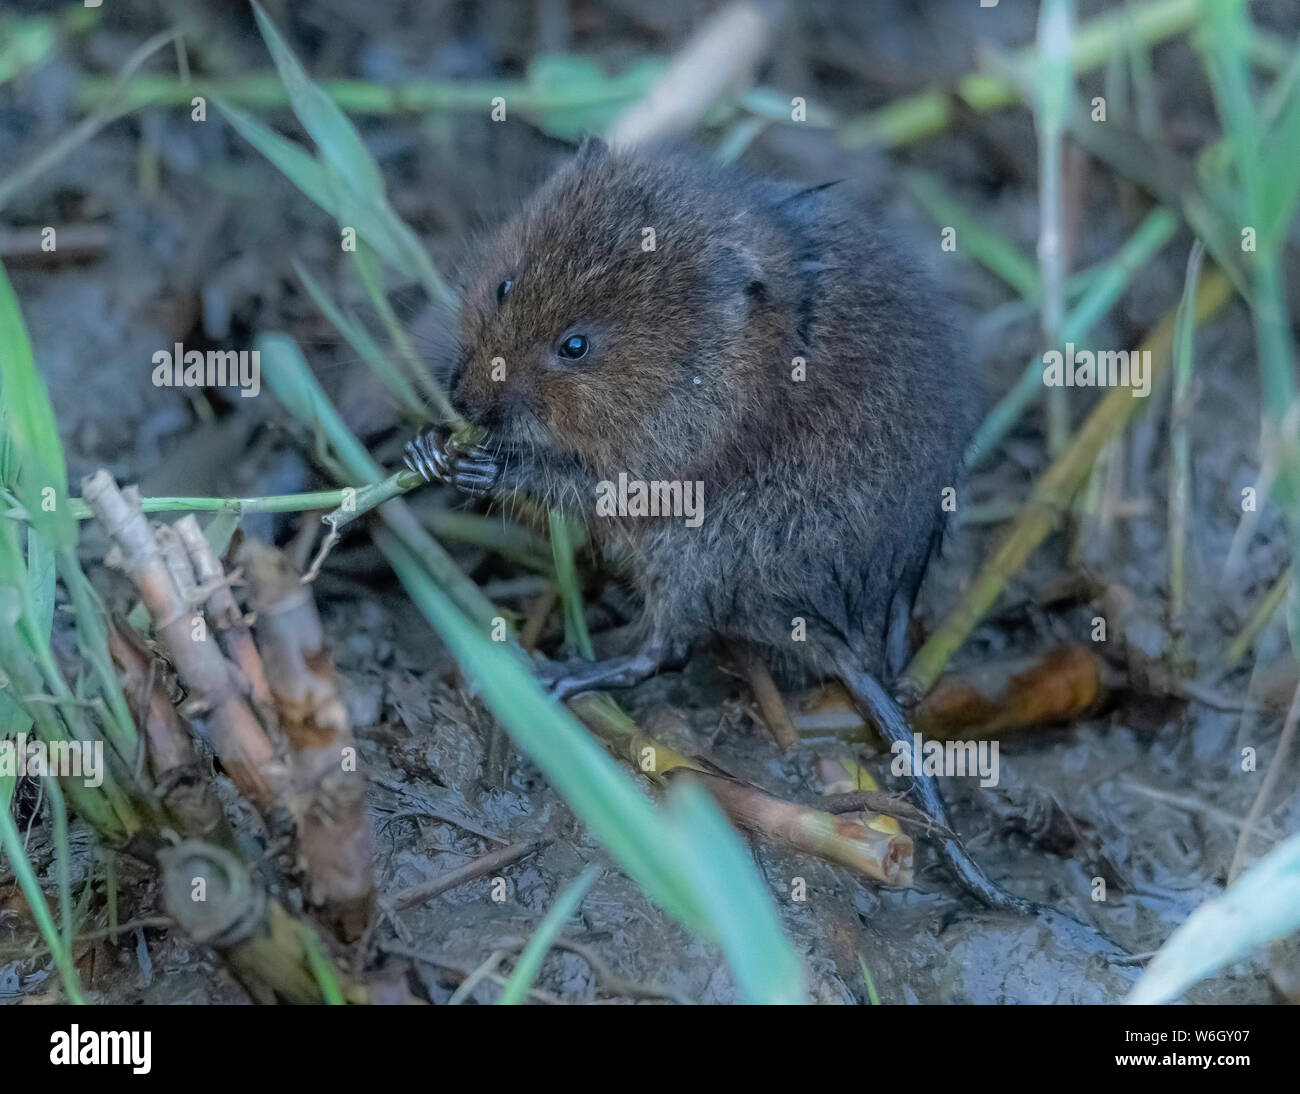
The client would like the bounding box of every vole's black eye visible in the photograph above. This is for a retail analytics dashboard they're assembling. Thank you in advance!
[558,334,589,361]
[497,279,513,304]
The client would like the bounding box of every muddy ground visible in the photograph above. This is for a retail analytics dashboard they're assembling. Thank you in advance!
[2,0,1298,1003]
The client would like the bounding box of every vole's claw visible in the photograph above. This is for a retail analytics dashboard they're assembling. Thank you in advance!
[403,427,451,483]
[446,445,500,497]
[403,430,500,497]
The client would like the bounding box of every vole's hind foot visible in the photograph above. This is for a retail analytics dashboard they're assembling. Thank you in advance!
[404,427,500,497]
[532,649,663,703]
[534,636,683,703]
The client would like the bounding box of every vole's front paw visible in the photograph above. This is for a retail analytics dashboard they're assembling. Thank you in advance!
[404,426,451,482]
[444,443,499,498]
[404,428,499,498]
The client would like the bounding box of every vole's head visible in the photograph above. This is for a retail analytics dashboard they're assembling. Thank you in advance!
[447,139,781,508]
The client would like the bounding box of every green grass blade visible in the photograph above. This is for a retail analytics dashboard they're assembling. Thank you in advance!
[249,1,385,200]
[378,528,697,923]
[901,170,1041,300]
[548,511,593,659]
[1034,0,1075,454]
[291,258,427,419]
[498,865,600,1004]
[216,101,427,287]
[0,14,57,88]
[1169,241,1206,628]
[664,779,806,1004]
[24,526,54,647]
[347,243,456,418]
[1196,0,1262,219]
[0,741,86,1004]
[236,6,454,307]
[967,206,1179,466]
[1257,38,1300,249]
[215,98,334,208]
[0,260,74,550]
[857,954,882,1004]
[1129,829,1300,1003]
[298,922,347,1004]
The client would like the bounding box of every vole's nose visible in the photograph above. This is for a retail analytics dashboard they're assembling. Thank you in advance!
[450,379,506,430]
[451,360,531,430]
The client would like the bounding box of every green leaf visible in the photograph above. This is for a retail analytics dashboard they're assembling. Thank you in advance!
[0,706,86,1004]
[902,170,1041,300]
[1257,41,1300,248]
[0,259,74,549]
[203,506,242,559]
[298,922,348,1004]
[548,510,593,659]
[858,954,882,1005]
[249,1,385,199]
[1195,0,1262,219]
[664,779,807,1004]
[498,865,600,1005]
[1129,830,1300,1004]
[0,14,57,87]
[291,258,425,418]
[229,6,454,307]
[215,98,334,207]
[24,526,54,647]
[526,54,662,139]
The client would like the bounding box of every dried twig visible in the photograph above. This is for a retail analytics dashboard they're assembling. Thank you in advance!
[104,620,225,840]
[569,695,913,885]
[159,840,371,1004]
[605,1,773,149]
[82,471,279,810]
[174,516,276,727]
[239,539,375,940]
[732,642,798,751]
[388,838,549,913]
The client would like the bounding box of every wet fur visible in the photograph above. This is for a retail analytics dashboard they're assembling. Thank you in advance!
[446,141,982,684]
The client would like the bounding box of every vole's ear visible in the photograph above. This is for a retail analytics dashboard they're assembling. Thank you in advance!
[575,135,610,165]
[709,244,768,330]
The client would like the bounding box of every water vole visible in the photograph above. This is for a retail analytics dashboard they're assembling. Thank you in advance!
[407,139,1037,916]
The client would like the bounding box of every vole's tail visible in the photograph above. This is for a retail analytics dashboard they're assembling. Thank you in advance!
[834,656,1033,916]
[836,655,1130,954]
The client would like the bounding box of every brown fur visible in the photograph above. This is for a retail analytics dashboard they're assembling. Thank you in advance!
[445,140,981,683]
